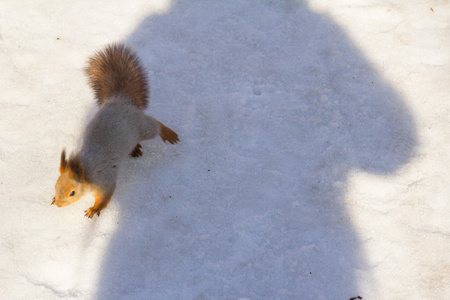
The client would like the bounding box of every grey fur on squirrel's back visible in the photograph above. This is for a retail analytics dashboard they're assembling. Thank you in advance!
[79,96,159,186]
[79,44,160,187]
[85,43,149,109]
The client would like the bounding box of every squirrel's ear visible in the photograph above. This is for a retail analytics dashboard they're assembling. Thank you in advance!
[68,155,86,182]
[60,149,67,174]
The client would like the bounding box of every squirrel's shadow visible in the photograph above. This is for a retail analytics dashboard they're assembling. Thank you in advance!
[96,1,416,299]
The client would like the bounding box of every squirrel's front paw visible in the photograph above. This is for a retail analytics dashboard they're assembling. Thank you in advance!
[130,143,143,157]
[85,207,101,218]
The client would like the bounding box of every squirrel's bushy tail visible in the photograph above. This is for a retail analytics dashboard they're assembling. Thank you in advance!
[85,43,149,109]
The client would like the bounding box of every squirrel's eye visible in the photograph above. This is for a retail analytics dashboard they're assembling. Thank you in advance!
[69,191,75,197]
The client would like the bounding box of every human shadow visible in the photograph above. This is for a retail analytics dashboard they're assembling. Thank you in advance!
[96,1,416,299]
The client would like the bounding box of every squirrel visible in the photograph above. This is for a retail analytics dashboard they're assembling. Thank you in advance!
[52,43,179,218]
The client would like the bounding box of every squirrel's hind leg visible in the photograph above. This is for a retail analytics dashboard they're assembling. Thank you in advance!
[158,121,180,144]
[130,143,143,157]
[140,115,179,144]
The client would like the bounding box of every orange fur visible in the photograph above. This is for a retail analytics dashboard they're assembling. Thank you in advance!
[158,122,180,144]
[85,187,114,218]
[85,43,149,109]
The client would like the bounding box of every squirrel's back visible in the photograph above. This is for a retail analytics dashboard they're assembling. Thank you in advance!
[85,43,149,109]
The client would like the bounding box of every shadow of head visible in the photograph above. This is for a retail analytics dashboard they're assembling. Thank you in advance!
[96,1,416,299]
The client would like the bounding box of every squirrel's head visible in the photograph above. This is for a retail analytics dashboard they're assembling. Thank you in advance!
[52,149,87,207]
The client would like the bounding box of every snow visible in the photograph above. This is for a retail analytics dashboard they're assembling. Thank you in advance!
[0,0,449,299]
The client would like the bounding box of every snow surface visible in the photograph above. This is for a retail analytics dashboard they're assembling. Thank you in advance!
[0,0,449,299]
